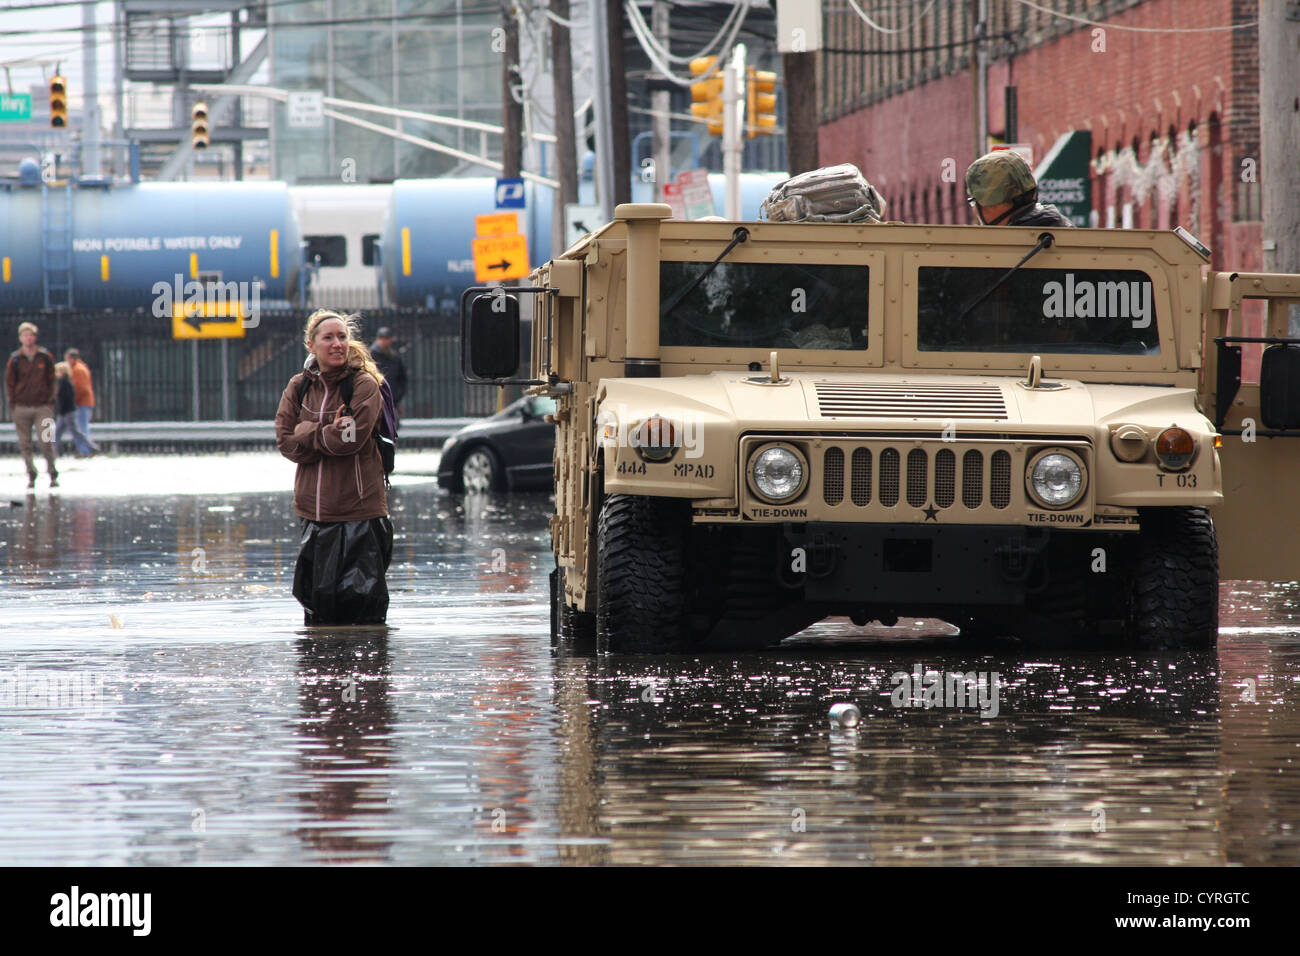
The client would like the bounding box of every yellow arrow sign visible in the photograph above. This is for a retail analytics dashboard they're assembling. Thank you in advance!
[172,300,247,340]
[472,234,530,282]
[475,212,520,237]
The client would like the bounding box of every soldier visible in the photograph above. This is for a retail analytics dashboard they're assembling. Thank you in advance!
[965,150,1073,227]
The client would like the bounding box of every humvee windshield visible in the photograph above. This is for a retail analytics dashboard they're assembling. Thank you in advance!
[917,267,1160,355]
[659,261,870,350]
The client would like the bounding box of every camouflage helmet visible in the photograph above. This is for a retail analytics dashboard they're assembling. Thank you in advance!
[965,150,1037,207]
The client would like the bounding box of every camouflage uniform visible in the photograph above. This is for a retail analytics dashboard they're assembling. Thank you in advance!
[966,151,1073,228]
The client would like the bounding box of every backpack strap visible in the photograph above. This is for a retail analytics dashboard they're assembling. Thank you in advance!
[295,373,312,407]
[338,369,356,415]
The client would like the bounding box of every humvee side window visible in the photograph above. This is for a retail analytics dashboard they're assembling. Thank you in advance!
[917,267,1160,355]
[659,261,870,350]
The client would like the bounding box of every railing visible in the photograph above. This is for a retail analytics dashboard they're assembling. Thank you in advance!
[0,304,520,424]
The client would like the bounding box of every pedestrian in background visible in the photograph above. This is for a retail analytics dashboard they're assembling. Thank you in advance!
[54,361,99,458]
[5,321,58,489]
[63,348,97,455]
[369,326,407,416]
[276,309,393,627]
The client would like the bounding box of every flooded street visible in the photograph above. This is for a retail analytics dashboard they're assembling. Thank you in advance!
[1,452,1297,866]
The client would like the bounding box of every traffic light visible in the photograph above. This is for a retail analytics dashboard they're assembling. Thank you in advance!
[49,75,67,128]
[689,56,724,137]
[191,101,209,150]
[746,68,777,138]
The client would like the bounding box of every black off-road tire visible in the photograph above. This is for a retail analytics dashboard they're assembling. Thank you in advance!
[1128,507,1219,650]
[596,494,689,654]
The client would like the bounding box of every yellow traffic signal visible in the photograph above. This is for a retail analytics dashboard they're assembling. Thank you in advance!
[689,56,724,137]
[49,75,67,128]
[746,67,777,138]
[191,101,210,150]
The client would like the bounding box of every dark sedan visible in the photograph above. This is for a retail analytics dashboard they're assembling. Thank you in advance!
[437,395,556,493]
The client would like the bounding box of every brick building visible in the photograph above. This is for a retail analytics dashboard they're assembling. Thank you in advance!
[816,0,1262,274]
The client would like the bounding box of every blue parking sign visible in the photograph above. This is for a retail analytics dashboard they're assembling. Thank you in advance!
[495,177,526,209]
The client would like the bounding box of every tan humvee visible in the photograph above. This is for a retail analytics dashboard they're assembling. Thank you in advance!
[463,204,1300,653]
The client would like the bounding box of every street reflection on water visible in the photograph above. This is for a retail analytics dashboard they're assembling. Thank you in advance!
[0,477,1297,865]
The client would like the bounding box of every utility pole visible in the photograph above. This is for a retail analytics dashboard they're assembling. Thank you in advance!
[82,0,100,177]
[651,0,671,200]
[551,0,579,252]
[971,0,988,163]
[502,3,523,179]
[606,0,631,206]
[589,0,616,220]
[1260,0,1300,333]
[723,44,745,220]
[776,0,821,175]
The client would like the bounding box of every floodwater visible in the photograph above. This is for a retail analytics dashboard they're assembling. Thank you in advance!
[0,452,1297,866]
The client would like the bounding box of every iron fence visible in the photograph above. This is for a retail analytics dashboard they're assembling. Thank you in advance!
[0,303,520,426]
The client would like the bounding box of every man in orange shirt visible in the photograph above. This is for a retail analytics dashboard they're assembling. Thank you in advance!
[64,348,97,457]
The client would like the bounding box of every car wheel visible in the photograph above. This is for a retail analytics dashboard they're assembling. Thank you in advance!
[1127,506,1219,649]
[595,494,688,654]
[460,446,500,494]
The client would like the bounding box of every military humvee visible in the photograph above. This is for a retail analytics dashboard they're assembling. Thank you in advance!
[462,204,1300,653]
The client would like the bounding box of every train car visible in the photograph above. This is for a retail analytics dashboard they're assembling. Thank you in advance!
[0,179,301,311]
[289,184,391,308]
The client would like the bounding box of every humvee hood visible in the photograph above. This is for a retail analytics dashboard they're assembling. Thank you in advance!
[599,371,1210,433]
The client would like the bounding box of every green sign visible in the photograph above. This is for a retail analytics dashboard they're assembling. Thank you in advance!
[1035,130,1093,228]
[0,93,32,122]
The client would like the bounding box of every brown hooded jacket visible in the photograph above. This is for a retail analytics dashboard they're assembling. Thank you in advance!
[275,361,388,522]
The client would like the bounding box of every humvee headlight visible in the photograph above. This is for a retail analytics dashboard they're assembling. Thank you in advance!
[1027,450,1086,509]
[1155,427,1195,470]
[748,444,807,503]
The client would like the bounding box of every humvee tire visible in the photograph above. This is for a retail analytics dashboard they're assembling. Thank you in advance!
[596,494,688,654]
[1128,507,1219,649]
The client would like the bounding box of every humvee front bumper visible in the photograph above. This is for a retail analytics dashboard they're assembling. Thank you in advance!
[783,522,1053,606]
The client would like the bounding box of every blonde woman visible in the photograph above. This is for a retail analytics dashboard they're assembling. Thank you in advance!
[275,310,392,626]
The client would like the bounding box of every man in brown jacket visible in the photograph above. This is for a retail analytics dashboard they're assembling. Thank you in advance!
[6,322,58,489]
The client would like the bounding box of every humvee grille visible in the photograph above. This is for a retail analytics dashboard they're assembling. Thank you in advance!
[991,451,1012,509]
[935,449,956,508]
[962,450,983,508]
[879,449,900,506]
[812,442,1028,515]
[824,447,844,505]
[906,449,928,507]
[850,448,871,505]
[814,382,1008,420]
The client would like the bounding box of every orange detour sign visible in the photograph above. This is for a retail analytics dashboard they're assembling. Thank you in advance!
[472,234,530,282]
[475,212,520,237]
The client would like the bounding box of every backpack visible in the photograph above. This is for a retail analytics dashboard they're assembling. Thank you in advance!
[759,163,887,224]
[297,369,398,484]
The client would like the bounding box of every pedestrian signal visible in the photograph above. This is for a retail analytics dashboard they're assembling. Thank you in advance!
[49,75,67,128]
[191,101,210,150]
[689,57,724,137]
[746,68,777,138]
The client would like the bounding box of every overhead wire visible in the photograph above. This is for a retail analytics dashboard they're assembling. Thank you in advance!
[845,0,939,35]
[624,0,745,65]
[1011,0,1257,33]
[625,0,750,87]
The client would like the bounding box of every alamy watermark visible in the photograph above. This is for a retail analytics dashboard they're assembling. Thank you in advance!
[151,273,262,328]
[0,664,113,716]
[890,663,1001,718]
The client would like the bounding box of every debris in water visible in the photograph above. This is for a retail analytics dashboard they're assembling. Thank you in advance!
[829,703,861,728]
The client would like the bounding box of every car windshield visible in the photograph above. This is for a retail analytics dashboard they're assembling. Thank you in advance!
[917,266,1160,354]
[659,261,871,350]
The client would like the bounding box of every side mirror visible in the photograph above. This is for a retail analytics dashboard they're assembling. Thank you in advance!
[468,291,520,380]
[1260,344,1300,429]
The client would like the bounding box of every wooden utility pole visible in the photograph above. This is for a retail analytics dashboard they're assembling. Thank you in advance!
[551,0,579,251]
[782,50,818,174]
[606,0,632,206]
[502,3,523,179]
[651,0,672,200]
[1260,0,1300,328]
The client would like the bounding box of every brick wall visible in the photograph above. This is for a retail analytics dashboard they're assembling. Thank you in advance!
[818,0,1262,277]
